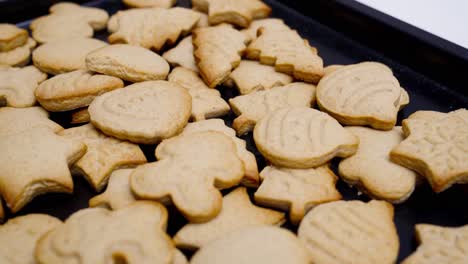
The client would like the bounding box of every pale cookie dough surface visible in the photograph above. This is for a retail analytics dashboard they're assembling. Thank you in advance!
[390,109,468,192]
[168,67,230,121]
[254,107,358,168]
[123,0,176,8]
[49,2,109,30]
[192,0,271,28]
[130,131,244,222]
[193,24,247,88]
[0,65,47,107]
[0,127,86,212]
[86,44,170,82]
[36,201,175,264]
[0,38,36,67]
[35,70,124,112]
[298,200,399,264]
[229,82,316,135]
[88,80,191,144]
[30,15,92,44]
[316,62,405,130]
[89,169,137,210]
[191,226,310,264]
[174,187,285,250]
[339,126,418,203]
[32,38,107,75]
[254,165,341,225]
[60,124,147,191]
[0,107,63,136]
[0,214,61,264]
[0,24,28,52]
[241,18,286,42]
[163,36,198,72]
[225,60,293,95]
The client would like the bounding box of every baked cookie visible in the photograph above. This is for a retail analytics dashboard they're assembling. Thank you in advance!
[246,23,324,83]
[192,0,271,28]
[108,7,200,52]
[390,109,468,192]
[339,127,418,203]
[71,108,90,124]
[0,24,28,52]
[0,214,61,264]
[298,200,399,264]
[35,70,124,112]
[191,226,310,264]
[254,107,358,168]
[168,67,230,121]
[131,131,244,222]
[0,127,86,212]
[193,24,248,87]
[89,169,137,210]
[123,0,176,8]
[0,66,47,107]
[402,224,468,264]
[174,187,285,250]
[30,3,108,44]
[36,201,175,264]
[60,124,147,191]
[241,18,286,42]
[316,62,407,130]
[173,250,188,264]
[86,44,170,82]
[179,119,259,187]
[225,60,293,95]
[32,38,107,75]
[194,10,209,28]
[229,82,316,135]
[0,38,36,67]
[163,36,198,72]
[89,81,191,144]
[254,165,341,225]
[0,107,63,136]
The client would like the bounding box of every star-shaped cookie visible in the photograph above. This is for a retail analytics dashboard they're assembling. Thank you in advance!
[0,107,63,136]
[60,124,147,192]
[0,66,47,107]
[390,109,468,192]
[254,165,341,225]
[402,224,468,264]
[0,127,86,212]
[89,169,137,210]
[163,36,198,73]
[174,187,285,250]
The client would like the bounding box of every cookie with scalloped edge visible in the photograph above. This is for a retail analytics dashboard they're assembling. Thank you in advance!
[0,24,28,52]
[229,82,316,135]
[225,60,293,95]
[89,80,191,144]
[33,38,107,75]
[163,36,198,72]
[60,124,147,191]
[123,0,176,8]
[254,107,358,168]
[339,126,418,203]
[241,18,286,42]
[108,7,200,52]
[191,226,310,264]
[246,23,324,83]
[192,0,271,28]
[254,165,341,225]
[0,66,47,107]
[174,187,285,250]
[0,107,63,136]
[390,109,468,192]
[402,224,468,264]
[131,131,244,222]
[36,201,175,264]
[0,127,86,213]
[0,214,61,264]
[193,24,248,88]
[317,62,407,130]
[168,67,230,121]
[35,70,124,112]
[0,38,36,67]
[179,119,259,187]
[71,108,91,124]
[89,169,137,210]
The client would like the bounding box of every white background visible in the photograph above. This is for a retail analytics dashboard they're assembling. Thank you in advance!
[356,0,468,49]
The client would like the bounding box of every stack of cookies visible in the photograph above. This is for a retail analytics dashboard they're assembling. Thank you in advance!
[0,1,467,263]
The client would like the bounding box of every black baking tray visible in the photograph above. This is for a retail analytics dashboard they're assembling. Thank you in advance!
[5,0,468,262]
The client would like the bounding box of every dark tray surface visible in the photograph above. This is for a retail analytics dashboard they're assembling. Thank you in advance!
[7,0,468,262]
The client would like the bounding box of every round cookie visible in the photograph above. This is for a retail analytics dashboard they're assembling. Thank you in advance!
[253,107,358,168]
[89,81,191,144]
